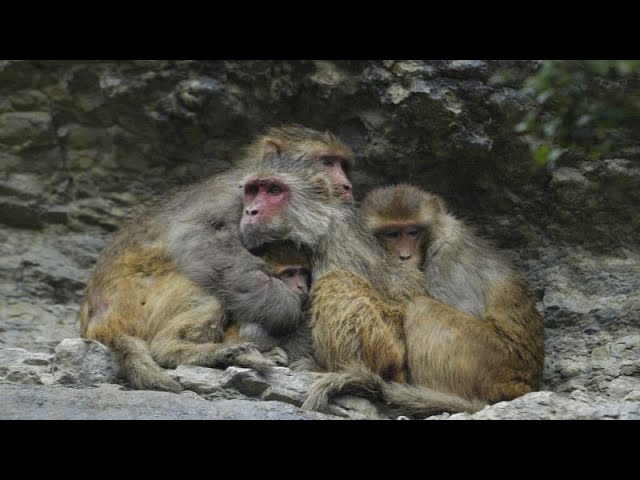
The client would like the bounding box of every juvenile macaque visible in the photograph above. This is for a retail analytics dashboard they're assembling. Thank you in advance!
[360,184,545,404]
[222,242,313,364]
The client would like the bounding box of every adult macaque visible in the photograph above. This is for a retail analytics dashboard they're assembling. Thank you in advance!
[79,126,353,392]
[360,184,545,404]
[239,153,483,415]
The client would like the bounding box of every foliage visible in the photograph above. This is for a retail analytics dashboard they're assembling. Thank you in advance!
[512,61,640,167]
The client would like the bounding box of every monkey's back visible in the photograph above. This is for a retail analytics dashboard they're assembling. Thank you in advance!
[423,215,545,391]
[78,171,240,342]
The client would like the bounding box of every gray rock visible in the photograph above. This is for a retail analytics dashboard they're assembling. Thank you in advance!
[1,60,639,419]
[52,338,118,385]
[0,383,338,420]
[430,391,640,420]
[169,365,311,405]
[168,364,272,399]
[0,111,52,148]
[167,365,230,394]
[167,364,382,417]
[0,347,53,366]
[329,396,387,420]
[0,347,54,385]
[260,366,312,405]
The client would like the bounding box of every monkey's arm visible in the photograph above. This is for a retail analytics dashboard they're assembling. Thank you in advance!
[216,245,305,336]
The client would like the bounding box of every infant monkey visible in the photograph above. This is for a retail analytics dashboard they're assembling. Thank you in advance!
[223,242,313,364]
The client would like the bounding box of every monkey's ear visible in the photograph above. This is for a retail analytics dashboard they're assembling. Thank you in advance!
[427,194,446,213]
[262,139,282,158]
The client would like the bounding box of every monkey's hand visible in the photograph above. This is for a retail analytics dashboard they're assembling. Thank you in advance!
[263,346,289,367]
[215,343,277,375]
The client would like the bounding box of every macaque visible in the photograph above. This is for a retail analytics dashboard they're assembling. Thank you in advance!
[222,242,313,364]
[79,125,353,392]
[239,152,483,416]
[360,184,545,404]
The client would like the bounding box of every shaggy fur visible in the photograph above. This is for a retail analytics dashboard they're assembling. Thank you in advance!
[80,126,349,391]
[239,154,486,415]
[361,184,545,404]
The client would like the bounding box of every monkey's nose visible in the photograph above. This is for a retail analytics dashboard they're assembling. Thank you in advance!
[399,255,411,261]
[341,184,353,199]
[246,209,259,216]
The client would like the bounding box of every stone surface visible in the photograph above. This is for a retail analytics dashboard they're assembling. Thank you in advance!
[1,60,639,419]
[52,338,119,385]
[430,391,640,420]
[0,383,337,420]
[166,363,382,419]
[0,347,54,386]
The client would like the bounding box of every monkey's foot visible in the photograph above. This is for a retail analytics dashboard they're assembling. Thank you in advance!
[134,368,184,393]
[215,343,276,375]
[215,343,260,362]
[263,347,289,366]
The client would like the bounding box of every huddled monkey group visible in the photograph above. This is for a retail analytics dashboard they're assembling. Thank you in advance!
[79,125,544,416]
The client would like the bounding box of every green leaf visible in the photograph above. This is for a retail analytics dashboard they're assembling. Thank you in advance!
[533,144,552,167]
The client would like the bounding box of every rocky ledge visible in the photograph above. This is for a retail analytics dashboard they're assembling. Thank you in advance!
[1,60,639,419]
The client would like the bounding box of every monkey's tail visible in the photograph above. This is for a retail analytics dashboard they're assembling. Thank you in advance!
[110,335,184,393]
[302,363,485,417]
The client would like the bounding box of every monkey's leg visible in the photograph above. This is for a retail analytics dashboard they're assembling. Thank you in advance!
[312,277,406,382]
[405,296,534,403]
[150,304,276,374]
[82,285,184,393]
[86,316,184,392]
[111,335,184,392]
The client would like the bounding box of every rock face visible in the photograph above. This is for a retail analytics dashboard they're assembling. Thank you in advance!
[1,60,638,419]
[0,340,378,420]
[0,383,335,420]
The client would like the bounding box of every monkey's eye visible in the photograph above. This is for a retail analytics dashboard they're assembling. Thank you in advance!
[284,270,296,278]
[407,229,421,238]
[268,185,283,196]
[383,230,399,239]
[246,185,259,196]
[321,156,336,167]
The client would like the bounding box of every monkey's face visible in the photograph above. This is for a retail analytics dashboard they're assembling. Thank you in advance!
[376,225,425,268]
[241,178,293,250]
[314,153,353,203]
[275,266,311,297]
[259,129,354,203]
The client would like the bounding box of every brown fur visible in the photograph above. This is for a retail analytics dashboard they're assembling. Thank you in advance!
[311,270,408,382]
[361,184,545,404]
[243,124,354,171]
[79,126,349,392]
[239,153,482,416]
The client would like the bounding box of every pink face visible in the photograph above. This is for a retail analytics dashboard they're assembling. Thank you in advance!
[242,178,290,226]
[316,153,352,202]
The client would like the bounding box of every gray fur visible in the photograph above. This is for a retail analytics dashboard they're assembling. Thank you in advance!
[151,168,306,334]
[239,152,426,302]
[424,210,512,318]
